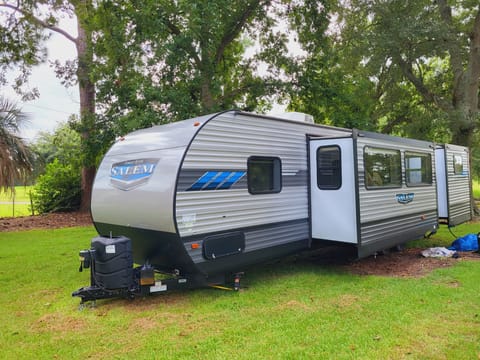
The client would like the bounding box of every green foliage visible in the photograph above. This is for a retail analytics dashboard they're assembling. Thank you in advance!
[31,159,81,213]
[335,0,480,148]
[66,114,115,168]
[29,122,84,214]
[286,1,377,129]
[90,0,300,134]
[375,79,452,142]
[1,226,480,359]
[30,121,82,174]
[289,49,378,130]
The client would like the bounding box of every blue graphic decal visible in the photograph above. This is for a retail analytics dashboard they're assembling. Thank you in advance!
[203,172,232,190]
[187,171,246,191]
[187,171,219,191]
[396,193,414,204]
[217,171,246,190]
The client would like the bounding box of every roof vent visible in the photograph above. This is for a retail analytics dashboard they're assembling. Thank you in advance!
[274,112,314,123]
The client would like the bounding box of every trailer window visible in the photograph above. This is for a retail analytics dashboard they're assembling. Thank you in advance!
[364,147,401,188]
[405,152,432,186]
[247,156,282,194]
[317,146,341,190]
[453,154,464,174]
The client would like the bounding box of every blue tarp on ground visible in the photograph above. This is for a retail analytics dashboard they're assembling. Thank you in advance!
[448,233,479,252]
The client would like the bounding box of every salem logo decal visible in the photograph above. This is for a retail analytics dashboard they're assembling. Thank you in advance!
[187,171,246,191]
[110,158,159,191]
[396,193,414,204]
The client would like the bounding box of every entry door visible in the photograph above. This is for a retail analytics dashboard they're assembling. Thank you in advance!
[309,138,358,243]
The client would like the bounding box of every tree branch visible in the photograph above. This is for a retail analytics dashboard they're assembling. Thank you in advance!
[381,114,409,134]
[214,0,266,65]
[161,14,202,68]
[0,2,77,44]
[395,55,453,112]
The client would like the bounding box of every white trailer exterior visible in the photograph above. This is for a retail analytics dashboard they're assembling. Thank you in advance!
[89,111,468,280]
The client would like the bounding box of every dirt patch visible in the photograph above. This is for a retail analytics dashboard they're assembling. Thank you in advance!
[0,211,93,232]
[34,313,87,333]
[277,299,311,311]
[341,247,480,278]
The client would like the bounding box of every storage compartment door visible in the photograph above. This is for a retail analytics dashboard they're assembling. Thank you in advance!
[309,138,358,243]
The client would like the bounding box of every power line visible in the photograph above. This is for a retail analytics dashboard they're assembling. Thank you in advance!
[21,102,78,115]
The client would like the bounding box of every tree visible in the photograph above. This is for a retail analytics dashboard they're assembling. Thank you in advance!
[29,122,82,213]
[30,121,82,176]
[287,42,378,130]
[0,0,101,211]
[0,96,32,192]
[91,0,299,132]
[337,0,480,148]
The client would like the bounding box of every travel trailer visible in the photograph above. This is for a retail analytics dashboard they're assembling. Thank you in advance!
[73,111,471,303]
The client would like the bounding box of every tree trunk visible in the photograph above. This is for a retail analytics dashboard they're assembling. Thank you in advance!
[76,9,96,212]
[200,77,215,112]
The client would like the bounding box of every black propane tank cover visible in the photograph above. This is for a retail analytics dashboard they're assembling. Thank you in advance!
[90,236,134,290]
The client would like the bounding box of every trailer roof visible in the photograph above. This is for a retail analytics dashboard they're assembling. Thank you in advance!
[105,114,213,156]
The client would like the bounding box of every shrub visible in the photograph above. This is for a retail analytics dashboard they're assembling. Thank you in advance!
[32,159,81,213]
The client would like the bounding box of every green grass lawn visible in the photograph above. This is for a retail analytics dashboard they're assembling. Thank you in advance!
[473,178,480,199]
[0,186,34,217]
[0,222,479,359]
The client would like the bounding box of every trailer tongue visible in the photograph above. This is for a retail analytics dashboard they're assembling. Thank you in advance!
[73,235,240,304]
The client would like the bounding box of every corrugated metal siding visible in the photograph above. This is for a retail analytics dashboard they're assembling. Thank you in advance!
[359,186,437,223]
[176,113,347,241]
[360,210,438,246]
[176,187,308,235]
[181,114,341,170]
[356,137,437,246]
[445,145,471,225]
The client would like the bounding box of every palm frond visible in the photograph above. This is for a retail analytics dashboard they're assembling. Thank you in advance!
[0,96,33,194]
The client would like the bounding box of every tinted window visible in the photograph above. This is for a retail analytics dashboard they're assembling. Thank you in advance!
[248,157,282,194]
[317,146,341,190]
[405,152,432,186]
[364,147,401,188]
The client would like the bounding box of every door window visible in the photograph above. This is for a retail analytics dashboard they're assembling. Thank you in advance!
[317,146,342,190]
